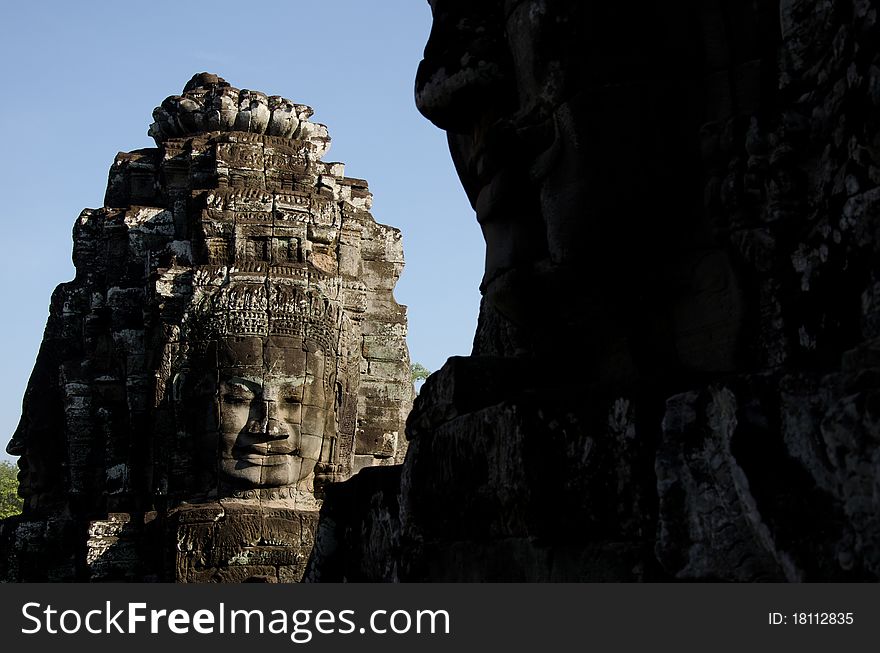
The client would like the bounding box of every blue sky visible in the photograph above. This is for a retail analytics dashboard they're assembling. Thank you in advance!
[0,0,484,460]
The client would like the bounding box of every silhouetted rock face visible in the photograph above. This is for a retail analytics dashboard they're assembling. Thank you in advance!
[0,74,412,582]
[307,1,880,581]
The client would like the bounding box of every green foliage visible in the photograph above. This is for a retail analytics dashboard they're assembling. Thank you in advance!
[0,460,23,519]
[410,362,431,383]
[410,362,431,396]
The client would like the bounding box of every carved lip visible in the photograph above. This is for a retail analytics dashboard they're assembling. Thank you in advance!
[232,453,294,467]
[233,442,296,457]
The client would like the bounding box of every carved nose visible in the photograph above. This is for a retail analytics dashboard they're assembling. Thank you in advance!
[264,416,287,440]
[248,400,287,440]
[6,425,25,456]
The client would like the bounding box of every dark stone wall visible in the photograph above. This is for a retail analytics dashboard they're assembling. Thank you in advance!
[307,0,880,581]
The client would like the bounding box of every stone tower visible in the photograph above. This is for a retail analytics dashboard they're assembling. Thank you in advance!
[0,73,412,582]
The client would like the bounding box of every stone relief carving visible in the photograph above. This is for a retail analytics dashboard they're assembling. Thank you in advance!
[0,73,412,582]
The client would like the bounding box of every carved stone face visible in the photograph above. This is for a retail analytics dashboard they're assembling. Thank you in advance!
[5,370,65,510]
[416,0,511,209]
[415,0,568,322]
[214,335,335,491]
[416,1,746,378]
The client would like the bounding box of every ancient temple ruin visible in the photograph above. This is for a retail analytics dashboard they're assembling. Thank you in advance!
[4,1,879,584]
[0,73,412,582]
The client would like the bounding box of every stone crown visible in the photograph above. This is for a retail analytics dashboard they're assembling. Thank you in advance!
[201,281,343,354]
[148,73,329,149]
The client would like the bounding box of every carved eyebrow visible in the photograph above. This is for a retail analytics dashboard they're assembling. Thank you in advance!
[223,377,262,393]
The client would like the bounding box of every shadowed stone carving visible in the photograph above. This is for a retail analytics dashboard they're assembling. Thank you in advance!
[307,1,880,581]
[0,73,412,582]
